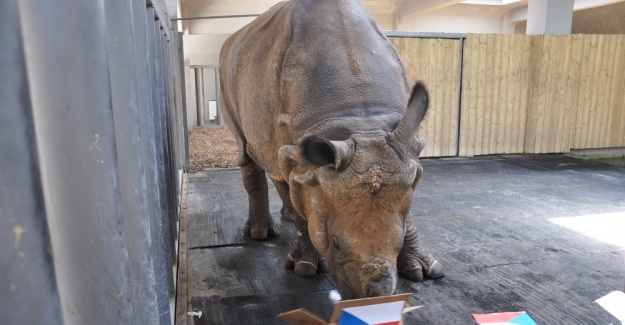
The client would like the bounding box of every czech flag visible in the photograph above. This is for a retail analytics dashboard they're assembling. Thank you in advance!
[472,311,537,325]
[338,301,405,325]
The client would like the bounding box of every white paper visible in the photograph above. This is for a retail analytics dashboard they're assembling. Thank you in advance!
[596,291,625,323]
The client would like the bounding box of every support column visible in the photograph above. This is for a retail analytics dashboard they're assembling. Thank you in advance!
[527,0,574,35]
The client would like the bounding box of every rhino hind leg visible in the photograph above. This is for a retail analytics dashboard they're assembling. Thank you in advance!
[272,180,296,222]
[286,214,329,277]
[240,160,278,239]
[272,180,328,276]
[398,217,444,281]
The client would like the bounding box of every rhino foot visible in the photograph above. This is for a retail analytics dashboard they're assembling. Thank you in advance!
[280,206,296,222]
[285,237,328,277]
[398,224,444,281]
[244,219,279,239]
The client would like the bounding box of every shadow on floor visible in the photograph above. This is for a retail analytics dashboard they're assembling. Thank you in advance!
[180,154,625,325]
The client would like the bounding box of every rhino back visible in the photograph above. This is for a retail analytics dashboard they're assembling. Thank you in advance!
[219,1,294,173]
[282,0,410,135]
[220,0,410,176]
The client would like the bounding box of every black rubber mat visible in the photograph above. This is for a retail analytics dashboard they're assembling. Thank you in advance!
[182,155,625,324]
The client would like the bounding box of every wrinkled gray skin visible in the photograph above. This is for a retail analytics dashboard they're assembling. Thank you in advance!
[219,0,444,299]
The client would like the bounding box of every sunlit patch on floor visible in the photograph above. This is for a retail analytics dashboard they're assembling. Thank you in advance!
[549,211,625,249]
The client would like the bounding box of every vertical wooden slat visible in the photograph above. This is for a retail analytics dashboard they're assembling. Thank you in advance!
[585,35,601,148]
[512,35,532,153]
[605,36,622,147]
[573,35,590,149]
[525,36,541,153]
[500,34,512,154]
[459,36,472,156]
[474,34,486,155]
[449,39,461,156]
[489,34,502,153]
[429,39,440,156]
[609,37,625,147]
[436,40,451,156]
[599,36,618,148]
[469,35,480,156]
[481,34,494,154]
[546,36,563,153]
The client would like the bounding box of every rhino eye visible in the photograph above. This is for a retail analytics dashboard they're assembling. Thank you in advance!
[332,235,341,251]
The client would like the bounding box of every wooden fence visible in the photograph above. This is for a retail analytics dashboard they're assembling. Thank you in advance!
[390,37,461,157]
[389,34,625,157]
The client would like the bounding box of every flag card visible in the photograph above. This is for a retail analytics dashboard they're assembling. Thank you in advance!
[472,311,537,325]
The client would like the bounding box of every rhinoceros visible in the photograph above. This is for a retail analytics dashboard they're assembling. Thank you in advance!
[219,0,444,299]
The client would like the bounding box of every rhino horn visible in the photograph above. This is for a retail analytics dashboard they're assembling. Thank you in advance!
[300,136,354,171]
[389,81,429,145]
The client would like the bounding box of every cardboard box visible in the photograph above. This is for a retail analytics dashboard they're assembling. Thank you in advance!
[278,293,421,325]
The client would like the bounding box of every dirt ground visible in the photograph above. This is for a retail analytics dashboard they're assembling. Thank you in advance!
[188,128,239,171]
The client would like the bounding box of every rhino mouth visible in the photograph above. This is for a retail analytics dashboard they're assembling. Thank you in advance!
[333,260,398,299]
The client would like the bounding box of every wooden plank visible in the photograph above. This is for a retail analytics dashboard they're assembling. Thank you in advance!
[599,35,619,148]
[619,65,625,146]
[474,34,487,155]
[546,36,564,153]
[584,35,601,148]
[437,39,450,156]
[466,34,481,156]
[459,35,473,156]
[431,38,442,157]
[469,34,482,157]
[506,35,518,154]
[603,35,625,147]
[558,35,582,152]
[524,36,541,153]
[481,34,495,154]
[449,39,461,156]
[609,36,625,147]
[423,38,435,156]
[536,35,553,153]
[503,34,515,154]
[592,35,610,148]
[516,35,532,153]
[573,35,591,149]
[489,34,502,153]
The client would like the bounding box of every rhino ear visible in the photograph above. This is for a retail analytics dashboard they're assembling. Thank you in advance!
[300,136,354,171]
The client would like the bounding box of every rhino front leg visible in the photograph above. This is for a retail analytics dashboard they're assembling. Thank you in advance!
[398,217,444,281]
[273,180,328,276]
[240,160,278,239]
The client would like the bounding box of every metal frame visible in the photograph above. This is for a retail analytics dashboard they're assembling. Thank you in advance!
[172,14,260,21]
[192,65,223,127]
[384,31,467,39]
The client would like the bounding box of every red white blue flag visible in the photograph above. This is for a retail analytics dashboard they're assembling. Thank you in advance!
[338,301,405,325]
[472,311,537,325]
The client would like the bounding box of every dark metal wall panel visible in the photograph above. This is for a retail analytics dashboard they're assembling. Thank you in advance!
[136,5,175,323]
[103,0,163,323]
[4,1,185,323]
[0,0,63,323]
[177,31,191,171]
[146,6,177,298]
[17,0,137,323]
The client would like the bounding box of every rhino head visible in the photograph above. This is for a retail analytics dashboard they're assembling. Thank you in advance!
[278,82,429,299]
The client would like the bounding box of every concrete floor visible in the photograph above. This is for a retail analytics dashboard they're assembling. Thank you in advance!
[179,154,625,325]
